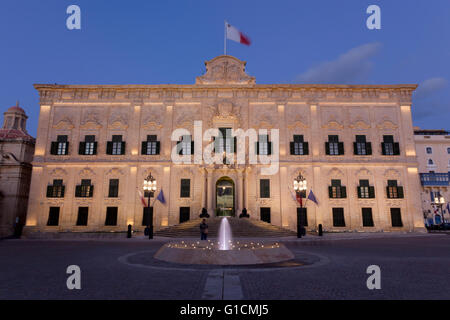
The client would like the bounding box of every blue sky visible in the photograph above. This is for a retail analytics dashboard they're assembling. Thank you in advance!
[1,0,449,136]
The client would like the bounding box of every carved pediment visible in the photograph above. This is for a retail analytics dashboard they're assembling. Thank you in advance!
[377,119,398,130]
[322,120,344,130]
[49,168,68,177]
[349,120,371,130]
[53,117,74,130]
[80,112,102,129]
[106,168,125,176]
[79,167,96,177]
[384,169,400,179]
[196,55,255,85]
[108,114,128,130]
[328,167,344,177]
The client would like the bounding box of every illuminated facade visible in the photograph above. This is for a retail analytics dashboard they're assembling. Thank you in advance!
[24,55,426,235]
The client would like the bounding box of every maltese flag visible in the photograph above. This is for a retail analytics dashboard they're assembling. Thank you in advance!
[226,22,251,46]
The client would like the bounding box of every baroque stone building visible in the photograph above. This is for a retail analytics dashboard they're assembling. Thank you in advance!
[24,55,426,235]
[0,103,35,237]
[414,128,450,225]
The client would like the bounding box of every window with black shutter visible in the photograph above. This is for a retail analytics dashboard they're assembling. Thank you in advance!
[108,179,119,198]
[257,135,271,155]
[75,179,93,198]
[105,207,118,226]
[390,208,403,227]
[326,135,343,155]
[260,179,270,198]
[357,180,375,198]
[47,207,60,226]
[142,135,160,155]
[290,135,309,155]
[79,135,96,155]
[47,179,65,198]
[76,207,89,226]
[214,128,235,154]
[329,180,346,198]
[180,179,191,198]
[362,208,374,227]
[387,180,403,199]
[51,135,69,155]
[382,135,400,155]
[332,208,345,227]
[177,135,194,155]
[354,135,371,155]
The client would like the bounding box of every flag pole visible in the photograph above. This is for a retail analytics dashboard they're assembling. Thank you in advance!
[224,20,227,55]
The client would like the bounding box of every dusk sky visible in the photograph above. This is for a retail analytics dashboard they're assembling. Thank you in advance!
[1,0,449,136]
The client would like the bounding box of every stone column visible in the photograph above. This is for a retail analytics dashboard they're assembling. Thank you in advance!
[237,169,244,214]
[207,169,214,215]
[200,168,207,209]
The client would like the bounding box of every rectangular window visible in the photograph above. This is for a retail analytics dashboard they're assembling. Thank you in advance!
[108,179,119,198]
[79,135,96,155]
[47,207,60,226]
[260,207,271,223]
[46,179,65,198]
[387,180,404,199]
[290,135,309,155]
[142,135,160,155]
[257,135,271,155]
[76,207,89,226]
[332,208,345,227]
[362,208,374,227]
[75,179,93,198]
[51,135,69,155]
[105,207,118,226]
[178,135,193,155]
[357,179,375,199]
[329,180,346,198]
[354,135,371,155]
[382,135,400,156]
[142,207,153,226]
[260,179,270,198]
[179,207,190,223]
[390,208,403,227]
[326,135,343,155]
[180,179,191,198]
[297,207,308,227]
[112,135,123,155]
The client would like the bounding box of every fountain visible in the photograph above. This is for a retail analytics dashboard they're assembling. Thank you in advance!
[218,217,232,250]
[154,217,294,265]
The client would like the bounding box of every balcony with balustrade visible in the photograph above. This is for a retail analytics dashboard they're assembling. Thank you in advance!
[420,173,450,186]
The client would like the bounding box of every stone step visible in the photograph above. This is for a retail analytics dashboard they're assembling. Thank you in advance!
[154,217,297,238]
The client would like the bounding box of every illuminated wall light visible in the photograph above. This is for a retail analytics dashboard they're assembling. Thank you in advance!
[131,149,138,155]
[408,167,418,174]
[41,105,51,112]
[34,148,45,156]
[134,105,141,112]
[401,105,411,113]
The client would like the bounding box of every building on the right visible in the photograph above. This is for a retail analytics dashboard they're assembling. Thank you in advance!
[414,128,450,226]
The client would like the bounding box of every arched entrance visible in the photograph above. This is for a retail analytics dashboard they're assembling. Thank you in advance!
[216,177,235,216]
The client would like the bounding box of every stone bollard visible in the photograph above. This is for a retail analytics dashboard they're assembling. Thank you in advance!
[318,224,323,237]
[127,224,132,238]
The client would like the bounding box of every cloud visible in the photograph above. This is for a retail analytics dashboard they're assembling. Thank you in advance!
[413,77,447,100]
[412,77,448,121]
[295,42,382,84]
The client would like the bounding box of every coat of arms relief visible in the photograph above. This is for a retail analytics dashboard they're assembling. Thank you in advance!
[196,56,255,85]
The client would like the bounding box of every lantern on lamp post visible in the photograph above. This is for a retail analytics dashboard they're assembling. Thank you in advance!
[294,173,307,238]
[143,173,157,239]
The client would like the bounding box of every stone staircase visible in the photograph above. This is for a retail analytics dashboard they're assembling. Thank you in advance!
[154,217,297,238]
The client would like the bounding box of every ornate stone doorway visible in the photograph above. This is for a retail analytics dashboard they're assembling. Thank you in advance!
[216,177,235,216]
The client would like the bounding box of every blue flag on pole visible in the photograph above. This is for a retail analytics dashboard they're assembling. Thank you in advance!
[156,189,166,204]
[307,189,318,205]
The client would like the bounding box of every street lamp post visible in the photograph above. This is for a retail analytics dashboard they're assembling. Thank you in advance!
[294,173,307,238]
[434,194,445,226]
[143,173,157,239]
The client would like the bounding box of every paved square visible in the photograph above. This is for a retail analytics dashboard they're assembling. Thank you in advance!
[0,234,448,300]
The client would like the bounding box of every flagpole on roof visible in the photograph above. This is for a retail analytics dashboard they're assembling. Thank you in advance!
[224,20,227,55]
